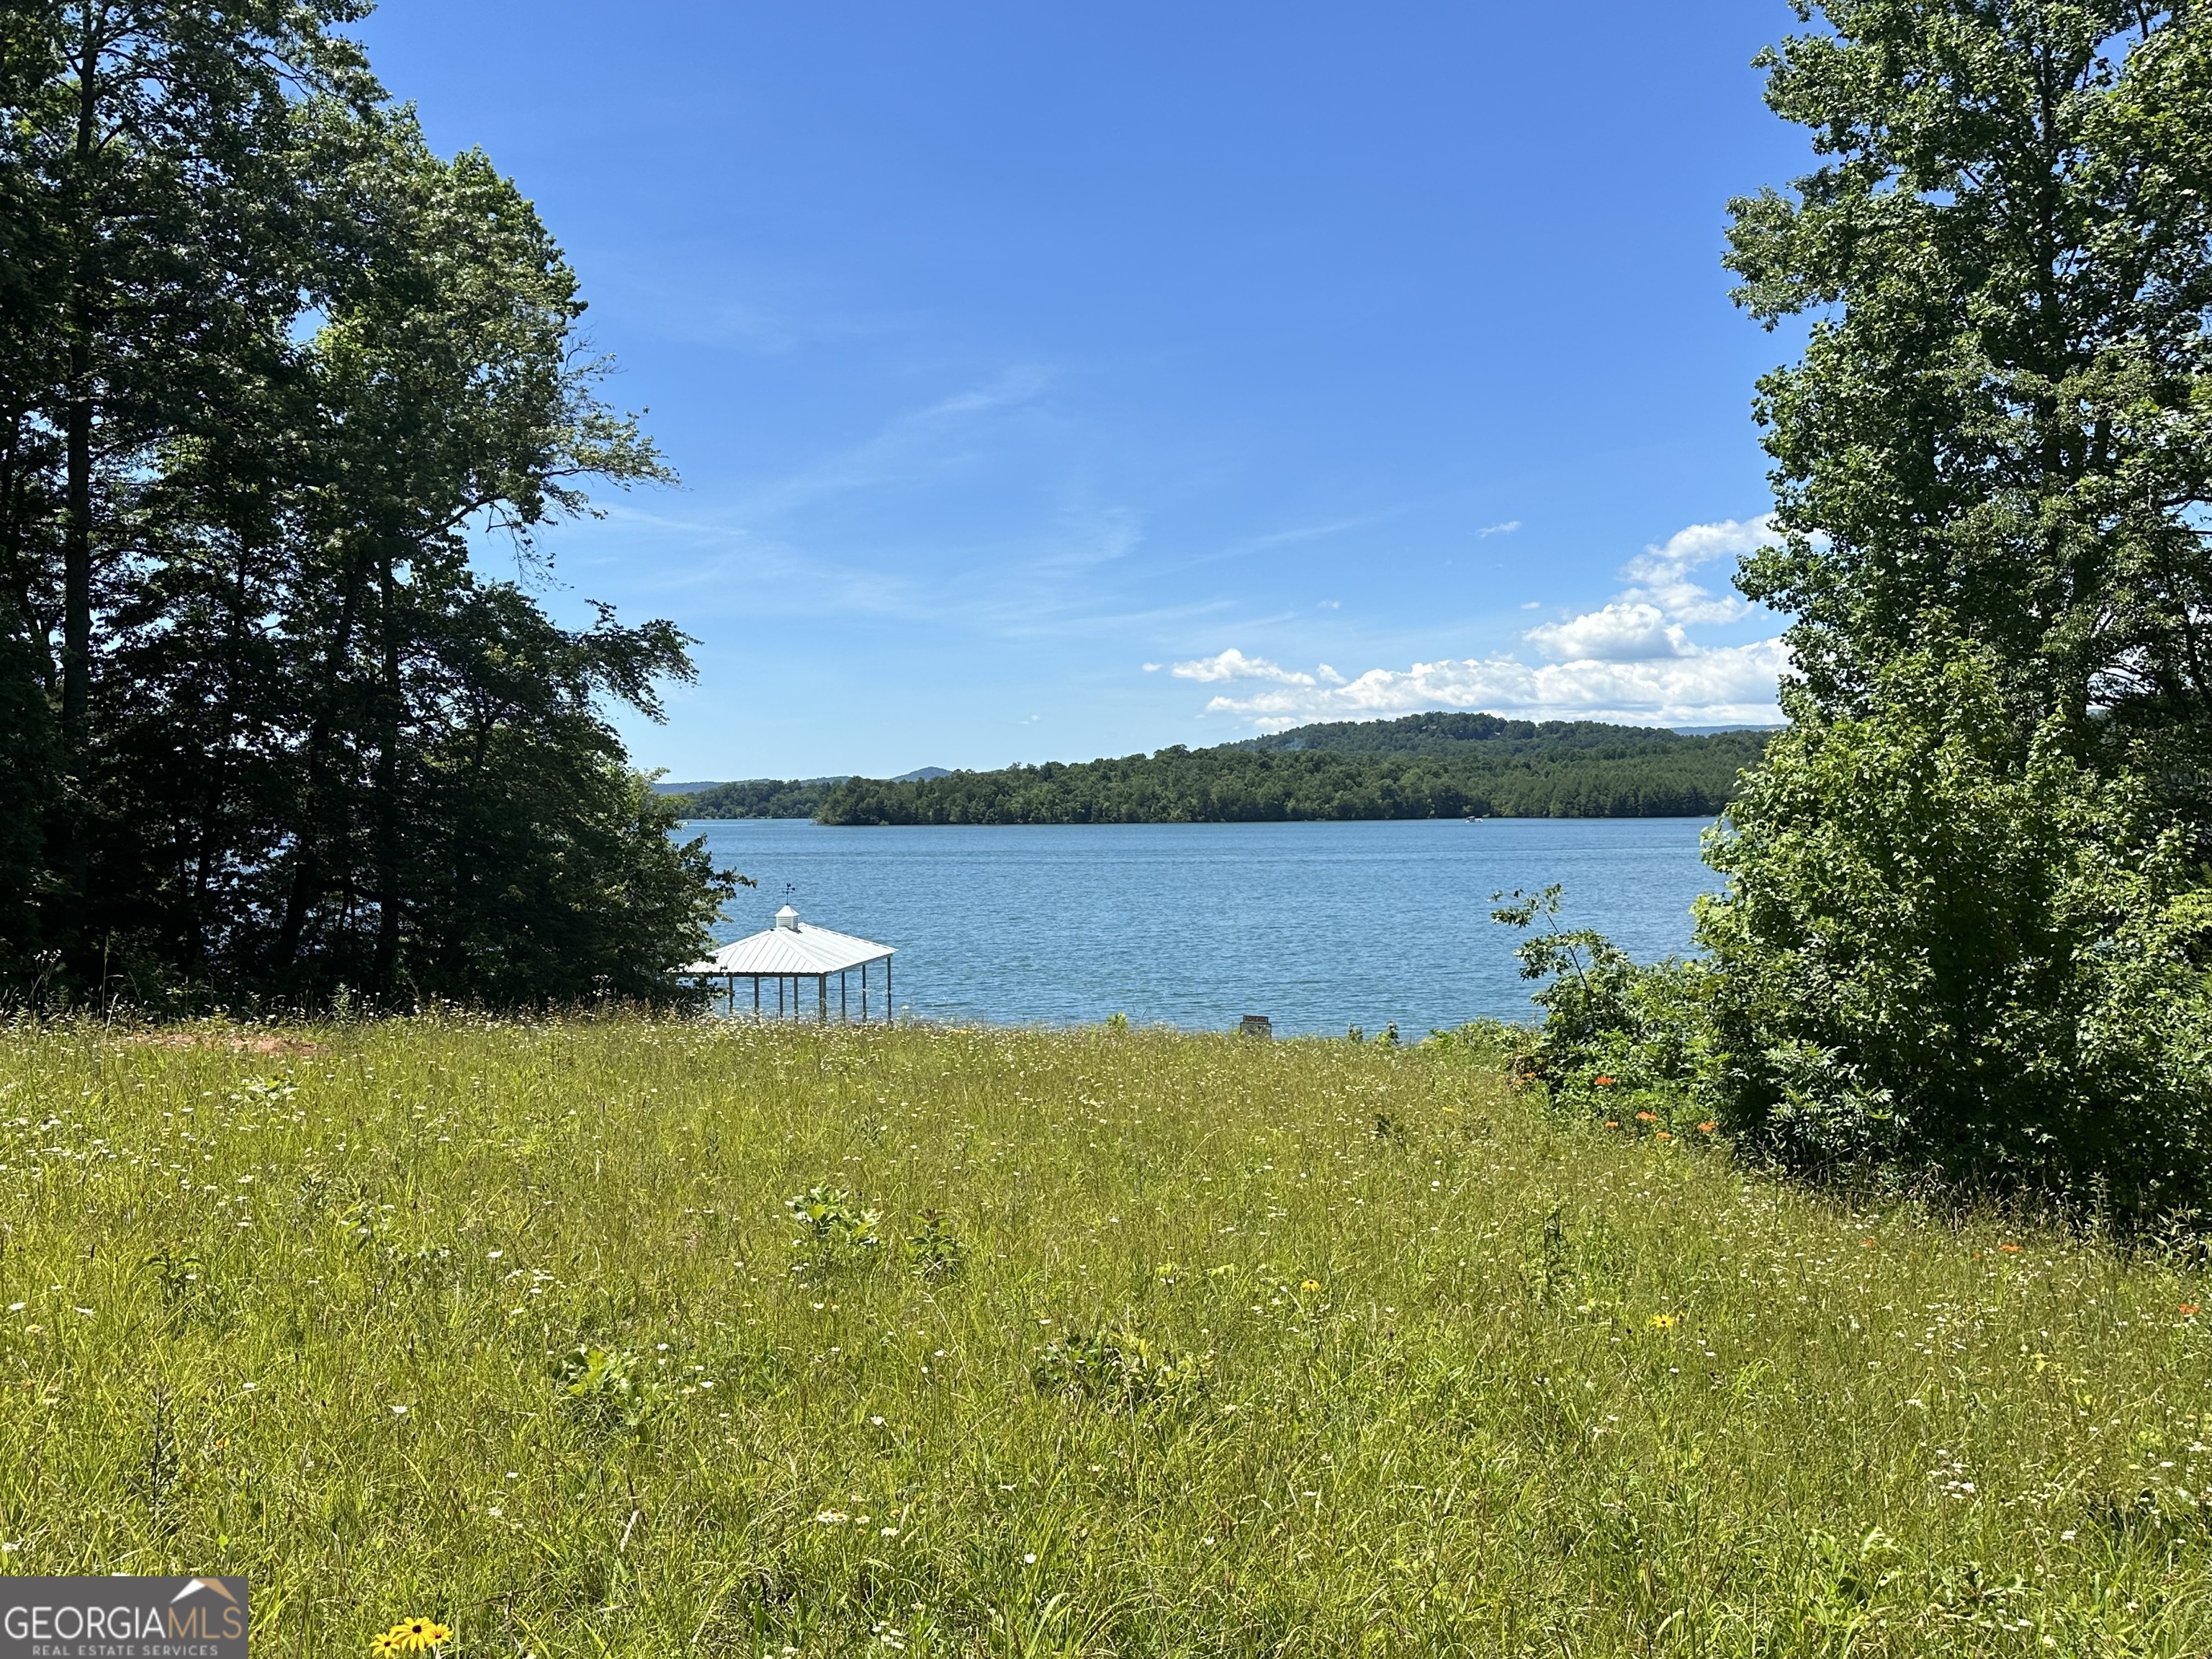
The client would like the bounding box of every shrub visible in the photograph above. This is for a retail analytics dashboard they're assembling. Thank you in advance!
[784,1184,882,1274]
[1503,647,2212,1221]
[550,1344,657,1434]
[1699,650,2212,1217]
[1031,1326,1208,1413]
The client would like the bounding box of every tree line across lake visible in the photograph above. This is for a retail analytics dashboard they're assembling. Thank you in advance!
[673,714,1773,824]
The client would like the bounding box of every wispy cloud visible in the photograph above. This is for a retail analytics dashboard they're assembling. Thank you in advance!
[1477,520,1521,538]
[738,366,1053,519]
[1179,514,1788,729]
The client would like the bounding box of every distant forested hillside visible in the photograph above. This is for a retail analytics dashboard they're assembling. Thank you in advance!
[673,778,845,819]
[806,718,1772,824]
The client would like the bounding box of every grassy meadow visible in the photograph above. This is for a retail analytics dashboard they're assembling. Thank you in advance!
[1,1016,2207,1656]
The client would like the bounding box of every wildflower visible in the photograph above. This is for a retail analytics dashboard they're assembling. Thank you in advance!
[1300,1279,1321,1291]
[1604,1120,1619,1129]
[1022,1552,1037,1565]
[382,1618,451,1654]
[2000,1244,2023,1254]
[1647,1313,1678,1330]
[1863,1239,1876,1249]
[1697,1121,1716,1133]
[2183,1303,2201,1317]
[816,1510,850,1525]
[1593,1076,1615,1087]
[1635,1111,1657,1123]
[1654,1131,1672,1141]
[369,1635,402,1658]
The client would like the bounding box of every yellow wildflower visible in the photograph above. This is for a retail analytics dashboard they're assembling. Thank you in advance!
[1647,1313,1678,1331]
[385,1618,451,1654]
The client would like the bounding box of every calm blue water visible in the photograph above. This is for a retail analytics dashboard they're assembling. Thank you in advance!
[678,817,1722,1036]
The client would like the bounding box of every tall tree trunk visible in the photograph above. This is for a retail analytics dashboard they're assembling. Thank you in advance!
[58,4,99,925]
[271,541,369,980]
[369,544,403,999]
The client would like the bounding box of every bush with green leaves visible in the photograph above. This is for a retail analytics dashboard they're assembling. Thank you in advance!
[784,1184,882,1276]
[1699,649,2212,1217]
[550,1342,657,1435]
[1503,647,2212,1221]
[1030,1325,1209,1415]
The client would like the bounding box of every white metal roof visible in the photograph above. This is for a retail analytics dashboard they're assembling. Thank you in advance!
[678,907,896,977]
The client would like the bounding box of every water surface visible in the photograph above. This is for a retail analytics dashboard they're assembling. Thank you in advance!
[680,817,1721,1036]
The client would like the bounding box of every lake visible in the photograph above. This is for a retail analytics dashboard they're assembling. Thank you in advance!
[678,817,1722,1037]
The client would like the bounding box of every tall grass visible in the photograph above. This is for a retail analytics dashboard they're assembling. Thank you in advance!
[0,1016,2205,1656]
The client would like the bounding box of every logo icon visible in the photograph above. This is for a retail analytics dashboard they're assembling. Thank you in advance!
[0,1576,248,1658]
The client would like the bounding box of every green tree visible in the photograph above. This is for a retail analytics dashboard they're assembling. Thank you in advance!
[1509,4,2212,1216]
[0,1,379,960]
[1701,650,2212,1213]
[1726,2,2212,786]
[0,9,735,1007]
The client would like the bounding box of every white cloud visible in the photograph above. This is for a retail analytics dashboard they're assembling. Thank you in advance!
[1524,601,1691,662]
[1168,648,1316,686]
[1478,520,1521,538]
[1202,642,1788,729]
[1174,514,1789,729]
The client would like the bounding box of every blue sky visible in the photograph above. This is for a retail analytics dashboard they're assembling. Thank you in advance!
[355,1,1816,780]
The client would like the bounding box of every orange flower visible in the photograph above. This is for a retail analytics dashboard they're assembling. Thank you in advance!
[2182,1303,2201,1317]
[1655,1130,1673,1141]
[1593,1076,1615,1087]
[1604,1120,1619,1129]
[1635,1111,1658,1123]
[1862,1239,1876,1249]
[2000,1243,2023,1254]
[1697,1120,1717,1133]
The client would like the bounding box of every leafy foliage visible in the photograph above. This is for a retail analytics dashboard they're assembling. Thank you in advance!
[1701,650,2212,1215]
[1030,1325,1210,1414]
[1503,652,2212,1218]
[1607,0,2212,1216]
[0,6,733,1005]
[551,1343,657,1436]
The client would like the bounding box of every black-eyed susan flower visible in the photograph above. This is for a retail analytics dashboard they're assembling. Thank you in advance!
[388,1617,451,1653]
[1300,1279,1321,1291]
[369,1634,401,1659]
[1647,1313,1678,1330]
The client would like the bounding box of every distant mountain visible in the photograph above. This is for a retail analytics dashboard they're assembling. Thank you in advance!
[814,714,1775,825]
[893,766,952,781]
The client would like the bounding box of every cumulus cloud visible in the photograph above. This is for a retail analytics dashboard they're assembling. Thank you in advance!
[1167,648,1317,685]
[1176,515,1789,729]
[1524,601,1691,662]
